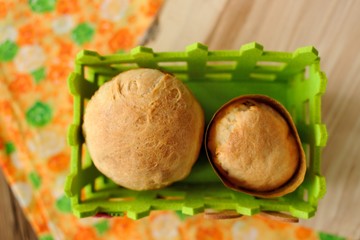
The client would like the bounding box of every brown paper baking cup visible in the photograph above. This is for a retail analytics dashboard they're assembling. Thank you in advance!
[205,94,306,198]
[260,211,299,223]
[204,209,243,220]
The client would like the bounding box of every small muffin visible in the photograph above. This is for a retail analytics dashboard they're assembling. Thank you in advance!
[206,95,305,198]
[83,68,204,191]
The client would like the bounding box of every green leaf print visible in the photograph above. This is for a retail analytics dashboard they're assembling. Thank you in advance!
[26,101,52,127]
[29,171,42,189]
[94,220,110,236]
[5,142,16,155]
[31,67,46,84]
[318,232,346,240]
[0,40,18,62]
[71,23,95,45]
[39,234,54,240]
[55,195,72,213]
[29,0,57,13]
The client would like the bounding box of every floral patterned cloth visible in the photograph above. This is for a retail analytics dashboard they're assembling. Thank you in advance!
[0,1,345,240]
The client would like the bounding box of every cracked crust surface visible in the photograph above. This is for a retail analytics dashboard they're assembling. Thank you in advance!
[207,99,299,192]
[83,68,204,190]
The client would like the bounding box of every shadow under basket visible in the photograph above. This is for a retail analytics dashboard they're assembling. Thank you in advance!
[64,42,328,220]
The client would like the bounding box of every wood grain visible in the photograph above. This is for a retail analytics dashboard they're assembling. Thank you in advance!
[1,0,359,239]
[149,0,360,238]
[0,171,37,240]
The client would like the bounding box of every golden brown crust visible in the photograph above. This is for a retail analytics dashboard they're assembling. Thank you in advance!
[83,68,204,190]
[206,95,306,198]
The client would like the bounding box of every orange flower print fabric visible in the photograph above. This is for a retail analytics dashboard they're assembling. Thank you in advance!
[0,0,163,239]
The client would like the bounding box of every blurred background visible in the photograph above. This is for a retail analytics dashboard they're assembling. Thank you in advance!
[0,0,359,239]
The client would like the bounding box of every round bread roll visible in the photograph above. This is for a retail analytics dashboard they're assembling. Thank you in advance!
[83,68,204,191]
[206,95,305,197]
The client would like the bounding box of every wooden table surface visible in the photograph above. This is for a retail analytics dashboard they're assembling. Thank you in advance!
[1,0,359,239]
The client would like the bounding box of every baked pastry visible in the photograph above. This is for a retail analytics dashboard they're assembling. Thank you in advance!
[206,95,305,198]
[83,68,204,191]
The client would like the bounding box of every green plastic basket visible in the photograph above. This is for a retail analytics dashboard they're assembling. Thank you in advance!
[64,42,328,220]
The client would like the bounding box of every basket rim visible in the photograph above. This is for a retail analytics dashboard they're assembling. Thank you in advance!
[64,42,328,220]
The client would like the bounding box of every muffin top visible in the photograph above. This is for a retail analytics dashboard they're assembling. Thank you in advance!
[206,95,305,197]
